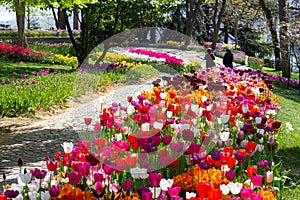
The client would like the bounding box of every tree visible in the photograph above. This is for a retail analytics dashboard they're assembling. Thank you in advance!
[211,0,227,50]
[258,0,281,71]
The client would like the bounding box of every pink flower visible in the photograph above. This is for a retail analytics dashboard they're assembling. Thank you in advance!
[149,173,162,187]
[252,174,263,187]
[240,188,253,199]
[168,186,181,197]
[68,171,82,185]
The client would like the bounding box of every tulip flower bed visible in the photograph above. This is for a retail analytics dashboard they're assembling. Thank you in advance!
[0,43,78,67]
[0,68,75,117]
[1,66,286,200]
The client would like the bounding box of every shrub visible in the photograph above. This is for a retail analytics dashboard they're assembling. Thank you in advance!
[248,56,264,71]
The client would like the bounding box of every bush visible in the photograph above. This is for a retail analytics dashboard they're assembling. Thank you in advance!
[248,56,264,71]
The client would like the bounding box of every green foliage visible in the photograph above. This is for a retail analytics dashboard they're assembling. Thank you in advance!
[0,30,79,38]
[248,56,264,71]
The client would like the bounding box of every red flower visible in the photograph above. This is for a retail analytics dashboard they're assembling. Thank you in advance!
[46,160,58,171]
[208,187,222,200]
[246,166,257,178]
[128,134,137,144]
[245,141,257,154]
[197,182,211,198]
[84,118,92,126]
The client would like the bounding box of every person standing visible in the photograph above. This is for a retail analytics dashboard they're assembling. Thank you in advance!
[204,48,216,68]
[223,49,234,68]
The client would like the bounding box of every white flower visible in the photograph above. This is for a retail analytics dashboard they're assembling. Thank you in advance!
[227,182,243,195]
[130,168,148,179]
[154,122,163,129]
[159,178,173,191]
[28,191,37,200]
[220,184,230,195]
[10,183,23,193]
[150,187,162,198]
[220,130,230,142]
[220,114,230,124]
[238,121,244,129]
[115,133,123,141]
[242,105,248,113]
[28,181,39,192]
[141,123,150,131]
[18,173,32,185]
[61,142,73,154]
[285,122,294,132]
[167,111,173,118]
[13,194,23,200]
[266,109,276,116]
[160,92,167,99]
[256,144,264,152]
[255,117,262,124]
[127,105,135,115]
[186,191,197,198]
[40,191,51,200]
[257,129,265,135]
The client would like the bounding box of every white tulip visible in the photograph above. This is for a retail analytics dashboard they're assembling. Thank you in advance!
[28,191,37,200]
[127,105,135,115]
[220,130,230,142]
[228,182,243,195]
[159,178,173,191]
[220,184,230,195]
[40,191,51,200]
[150,187,162,198]
[255,117,262,124]
[186,191,197,198]
[61,142,73,154]
[18,173,32,185]
[220,114,230,124]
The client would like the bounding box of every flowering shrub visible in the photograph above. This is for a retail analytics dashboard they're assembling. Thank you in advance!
[2,65,284,200]
[203,42,224,48]
[0,43,78,67]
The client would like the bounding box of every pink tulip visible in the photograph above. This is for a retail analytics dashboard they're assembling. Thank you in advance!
[168,187,181,197]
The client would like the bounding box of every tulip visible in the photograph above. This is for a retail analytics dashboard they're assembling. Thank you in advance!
[252,174,263,187]
[49,185,60,197]
[150,187,162,198]
[251,194,263,200]
[84,118,92,126]
[240,188,253,199]
[61,142,74,154]
[227,182,243,195]
[163,135,172,145]
[220,130,230,141]
[18,172,31,185]
[142,191,153,200]
[160,178,173,191]
[220,184,230,195]
[122,179,132,191]
[149,173,163,187]
[266,171,273,183]
[225,170,236,181]
[46,160,58,171]
[41,191,51,200]
[167,186,181,197]
[186,191,196,199]
[68,171,82,185]
[4,190,19,198]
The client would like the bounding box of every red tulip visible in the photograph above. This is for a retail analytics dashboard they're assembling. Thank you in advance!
[46,160,58,171]
[84,118,92,126]
[197,182,211,198]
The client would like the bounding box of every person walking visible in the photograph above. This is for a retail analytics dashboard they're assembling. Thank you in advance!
[223,49,234,68]
[204,48,216,68]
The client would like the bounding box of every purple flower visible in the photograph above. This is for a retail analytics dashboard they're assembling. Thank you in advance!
[211,152,220,160]
[163,135,172,145]
[5,78,10,83]
[31,168,47,179]
[1,82,4,85]
[122,179,132,191]
[225,170,236,181]
[24,81,29,85]
[54,69,58,73]
[30,71,35,76]
[199,162,210,170]
[49,186,60,197]
[32,80,37,85]
[12,72,17,77]
[68,171,82,185]
[94,173,104,182]
[22,75,27,79]
[142,191,152,200]
[4,190,19,198]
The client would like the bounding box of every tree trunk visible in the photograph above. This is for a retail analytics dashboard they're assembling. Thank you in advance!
[58,8,66,30]
[16,0,28,48]
[224,22,228,44]
[211,0,226,50]
[234,17,239,49]
[279,0,290,79]
[186,0,202,39]
[73,8,79,30]
[64,9,82,65]
[51,6,59,29]
[259,0,281,71]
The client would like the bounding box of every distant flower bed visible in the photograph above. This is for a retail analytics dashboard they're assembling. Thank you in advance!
[0,43,78,67]
[0,29,80,38]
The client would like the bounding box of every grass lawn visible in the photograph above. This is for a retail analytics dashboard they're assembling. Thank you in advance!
[263,66,299,81]
[262,68,300,199]
[0,60,72,81]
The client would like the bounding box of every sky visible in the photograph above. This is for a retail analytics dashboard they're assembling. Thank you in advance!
[0,7,15,22]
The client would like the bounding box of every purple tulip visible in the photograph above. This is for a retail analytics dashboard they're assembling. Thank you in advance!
[94,173,104,182]
[225,170,236,181]
[122,179,132,191]
[4,190,19,198]
[142,191,153,200]
[77,162,90,176]
[163,135,172,145]
[68,171,82,185]
[49,185,60,197]
[94,181,105,194]
[31,168,47,179]
[12,72,17,77]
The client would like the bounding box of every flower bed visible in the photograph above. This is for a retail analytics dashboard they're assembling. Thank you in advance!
[0,43,78,67]
[1,65,284,199]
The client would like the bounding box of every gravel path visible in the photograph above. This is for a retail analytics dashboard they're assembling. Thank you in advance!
[0,49,247,189]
